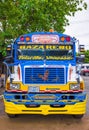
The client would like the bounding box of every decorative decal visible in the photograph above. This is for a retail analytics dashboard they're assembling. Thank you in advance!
[17,44,73,60]
[38,70,49,81]
[32,35,59,43]
[18,44,72,50]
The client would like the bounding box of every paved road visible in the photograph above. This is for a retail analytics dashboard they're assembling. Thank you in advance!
[0,76,89,130]
[82,76,89,116]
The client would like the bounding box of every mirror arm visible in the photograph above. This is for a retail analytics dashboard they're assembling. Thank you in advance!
[3,61,13,83]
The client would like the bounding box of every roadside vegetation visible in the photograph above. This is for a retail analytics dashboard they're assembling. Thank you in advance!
[82,50,89,63]
[0,0,87,56]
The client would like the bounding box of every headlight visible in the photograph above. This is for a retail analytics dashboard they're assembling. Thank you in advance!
[70,84,80,90]
[10,83,20,90]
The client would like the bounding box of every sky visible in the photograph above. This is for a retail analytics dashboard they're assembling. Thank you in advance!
[65,0,89,52]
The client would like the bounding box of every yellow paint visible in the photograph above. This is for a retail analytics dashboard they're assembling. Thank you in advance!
[18,55,43,60]
[19,44,72,50]
[6,80,85,91]
[4,99,86,115]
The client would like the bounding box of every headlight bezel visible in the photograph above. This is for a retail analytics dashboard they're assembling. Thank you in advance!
[10,83,20,90]
[69,83,80,90]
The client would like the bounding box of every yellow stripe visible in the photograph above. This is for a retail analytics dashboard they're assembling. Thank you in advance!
[4,99,86,115]
[6,81,85,91]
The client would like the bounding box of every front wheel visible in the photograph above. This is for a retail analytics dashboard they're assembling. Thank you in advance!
[72,114,84,119]
[7,113,17,118]
[85,72,89,76]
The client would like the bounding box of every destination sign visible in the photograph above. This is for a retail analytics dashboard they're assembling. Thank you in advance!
[17,44,73,60]
[18,44,72,50]
[32,35,59,43]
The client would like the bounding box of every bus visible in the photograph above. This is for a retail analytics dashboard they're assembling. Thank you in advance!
[3,31,87,118]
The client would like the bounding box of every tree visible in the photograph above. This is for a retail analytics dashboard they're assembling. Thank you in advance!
[0,0,23,56]
[77,50,89,63]
[0,0,87,56]
[84,50,89,63]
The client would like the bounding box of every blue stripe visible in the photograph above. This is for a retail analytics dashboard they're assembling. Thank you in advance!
[4,92,86,105]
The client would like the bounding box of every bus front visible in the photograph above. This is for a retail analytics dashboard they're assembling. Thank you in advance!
[4,32,86,118]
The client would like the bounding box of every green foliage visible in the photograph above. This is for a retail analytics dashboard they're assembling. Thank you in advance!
[77,50,89,63]
[84,50,89,63]
[0,0,87,56]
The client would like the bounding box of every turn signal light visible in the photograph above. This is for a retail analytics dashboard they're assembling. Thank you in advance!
[60,36,65,42]
[26,36,30,41]
[49,29,54,32]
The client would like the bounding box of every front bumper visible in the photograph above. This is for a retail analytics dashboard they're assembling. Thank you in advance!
[3,91,87,115]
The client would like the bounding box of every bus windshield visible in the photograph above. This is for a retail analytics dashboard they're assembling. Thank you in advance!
[17,44,74,60]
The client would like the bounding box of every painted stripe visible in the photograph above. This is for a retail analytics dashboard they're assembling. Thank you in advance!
[6,89,83,93]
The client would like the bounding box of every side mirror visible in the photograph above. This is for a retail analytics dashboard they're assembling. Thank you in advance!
[76,55,85,63]
[4,56,14,63]
[6,44,12,57]
[5,44,14,63]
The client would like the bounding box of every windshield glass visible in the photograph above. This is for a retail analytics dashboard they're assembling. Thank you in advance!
[17,44,74,60]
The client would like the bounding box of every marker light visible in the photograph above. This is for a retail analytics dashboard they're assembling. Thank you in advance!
[26,36,30,41]
[49,29,54,32]
[60,36,65,42]
[66,36,70,42]
[20,36,24,41]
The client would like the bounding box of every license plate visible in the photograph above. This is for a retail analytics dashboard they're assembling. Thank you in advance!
[34,94,56,100]
[28,86,39,92]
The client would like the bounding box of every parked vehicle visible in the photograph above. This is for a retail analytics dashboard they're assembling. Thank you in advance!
[81,64,89,76]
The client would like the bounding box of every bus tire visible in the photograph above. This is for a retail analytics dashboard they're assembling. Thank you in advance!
[7,113,17,118]
[85,72,89,76]
[72,114,84,119]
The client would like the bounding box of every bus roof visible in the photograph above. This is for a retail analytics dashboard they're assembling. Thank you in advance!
[15,32,76,44]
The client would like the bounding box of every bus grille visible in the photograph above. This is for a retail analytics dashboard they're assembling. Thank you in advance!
[25,67,65,84]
